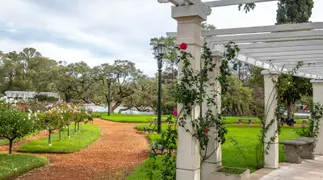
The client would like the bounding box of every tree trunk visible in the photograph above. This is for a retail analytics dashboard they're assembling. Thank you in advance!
[111,101,122,113]
[74,123,77,134]
[9,139,14,154]
[118,106,132,114]
[59,129,62,141]
[77,122,80,132]
[287,102,293,119]
[48,130,52,146]
[67,125,71,138]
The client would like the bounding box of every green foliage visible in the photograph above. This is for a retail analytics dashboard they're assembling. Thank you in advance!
[276,0,314,24]
[0,154,48,180]
[34,94,58,102]
[295,103,323,138]
[101,114,167,123]
[0,103,37,154]
[222,75,253,115]
[128,126,299,179]
[238,3,256,13]
[18,124,100,153]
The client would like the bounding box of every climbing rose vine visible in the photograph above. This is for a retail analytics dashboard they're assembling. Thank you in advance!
[146,41,240,180]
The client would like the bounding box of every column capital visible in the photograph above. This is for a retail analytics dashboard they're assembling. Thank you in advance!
[311,79,323,84]
[172,3,211,21]
[261,70,279,76]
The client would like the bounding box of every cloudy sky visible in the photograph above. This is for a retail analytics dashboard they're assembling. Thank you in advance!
[0,0,322,76]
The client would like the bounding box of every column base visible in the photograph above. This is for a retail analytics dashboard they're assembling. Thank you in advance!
[177,168,200,180]
[201,161,221,180]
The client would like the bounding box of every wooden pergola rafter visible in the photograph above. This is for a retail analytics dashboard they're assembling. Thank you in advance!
[167,22,323,79]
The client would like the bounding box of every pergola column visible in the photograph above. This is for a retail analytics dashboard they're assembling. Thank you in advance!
[311,80,323,155]
[172,4,209,180]
[261,70,279,169]
[201,56,222,179]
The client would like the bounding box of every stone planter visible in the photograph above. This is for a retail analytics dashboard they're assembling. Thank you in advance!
[208,167,250,180]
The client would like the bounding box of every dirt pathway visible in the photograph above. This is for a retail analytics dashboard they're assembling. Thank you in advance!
[12,119,149,180]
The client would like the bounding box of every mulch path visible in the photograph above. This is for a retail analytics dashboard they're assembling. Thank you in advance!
[1,119,149,180]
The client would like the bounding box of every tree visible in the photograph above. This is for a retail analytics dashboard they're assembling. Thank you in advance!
[0,103,37,154]
[38,108,63,146]
[276,0,314,118]
[276,0,314,24]
[222,75,253,116]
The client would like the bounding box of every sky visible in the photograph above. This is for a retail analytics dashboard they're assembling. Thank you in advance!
[0,0,322,76]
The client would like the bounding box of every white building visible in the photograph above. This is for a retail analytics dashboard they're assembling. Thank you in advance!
[4,91,60,100]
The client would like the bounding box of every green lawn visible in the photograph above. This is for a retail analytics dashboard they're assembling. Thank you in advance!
[0,154,48,180]
[101,113,168,123]
[18,124,100,153]
[128,125,299,180]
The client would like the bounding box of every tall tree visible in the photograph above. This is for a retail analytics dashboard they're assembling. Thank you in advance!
[276,0,314,118]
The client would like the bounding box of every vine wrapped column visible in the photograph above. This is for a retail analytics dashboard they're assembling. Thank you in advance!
[201,56,222,179]
[172,4,210,180]
[261,70,279,169]
[311,80,323,155]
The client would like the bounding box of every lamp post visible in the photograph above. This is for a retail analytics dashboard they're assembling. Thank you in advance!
[106,75,112,116]
[154,42,166,134]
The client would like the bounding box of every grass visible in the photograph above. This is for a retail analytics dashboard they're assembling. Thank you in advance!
[0,131,40,146]
[0,154,48,180]
[218,167,247,174]
[128,125,299,180]
[18,124,100,153]
[101,113,168,123]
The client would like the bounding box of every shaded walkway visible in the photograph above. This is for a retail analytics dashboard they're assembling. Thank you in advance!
[259,156,323,180]
[10,119,149,180]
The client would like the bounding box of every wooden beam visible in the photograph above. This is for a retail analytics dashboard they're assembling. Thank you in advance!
[256,54,323,61]
[240,45,323,54]
[167,22,323,37]
[237,40,323,49]
[203,22,323,36]
[247,50,323,58]
[206,30,323,43]
[204,0,277,7]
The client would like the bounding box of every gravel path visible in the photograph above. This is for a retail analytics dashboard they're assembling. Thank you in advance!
[8,119,149,180]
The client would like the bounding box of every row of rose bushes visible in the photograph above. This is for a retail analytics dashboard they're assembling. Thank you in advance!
[0,102,93,154]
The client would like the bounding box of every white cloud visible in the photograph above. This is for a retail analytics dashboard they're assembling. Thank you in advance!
[0,0,322,77]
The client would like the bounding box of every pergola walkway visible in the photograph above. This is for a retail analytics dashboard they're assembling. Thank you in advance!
[256,156,323,180]
[158,0,323,179]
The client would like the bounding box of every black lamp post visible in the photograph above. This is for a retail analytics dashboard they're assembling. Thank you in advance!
[154,42,166,134]
[106,74,113,116]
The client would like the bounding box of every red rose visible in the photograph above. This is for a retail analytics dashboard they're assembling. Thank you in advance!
[173,109,178,116]
[179,43,187,50]
[204,128,209,134]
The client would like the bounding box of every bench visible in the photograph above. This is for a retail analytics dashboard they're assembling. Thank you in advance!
[280,137,315,164]
[237,119,255,124]
[144,118,158,132]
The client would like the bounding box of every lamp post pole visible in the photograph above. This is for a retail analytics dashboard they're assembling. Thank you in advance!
[154,42,165,134]
[107,79,111,116]
[157,56,163,134]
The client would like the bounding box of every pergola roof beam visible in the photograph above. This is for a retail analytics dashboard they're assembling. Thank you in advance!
[206,30,323,44]
[167,22,323,37]
[203,22,323,36]
[240,45,323,54]
[234,40,323,49]
[204,0,277,7]
[246,50,323,58]
[256,54,323,61]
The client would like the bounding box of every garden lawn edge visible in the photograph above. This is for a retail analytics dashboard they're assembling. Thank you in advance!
[17,124,100,153]
[0,154,48,180]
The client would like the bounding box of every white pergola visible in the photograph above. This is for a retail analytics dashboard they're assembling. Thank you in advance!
[158,0,323,180]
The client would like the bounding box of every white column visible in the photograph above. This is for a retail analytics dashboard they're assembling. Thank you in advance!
[311,80,323,155]
[201,56,222,180]
[261,70,279,169]
[172,4,210,180]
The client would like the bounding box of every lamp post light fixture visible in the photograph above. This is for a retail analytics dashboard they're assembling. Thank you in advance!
[106,74,113,116]
[154,42,166,134]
